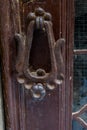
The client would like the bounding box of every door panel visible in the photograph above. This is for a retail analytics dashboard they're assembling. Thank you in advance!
[0,0,74,130]
[17,1,61,130]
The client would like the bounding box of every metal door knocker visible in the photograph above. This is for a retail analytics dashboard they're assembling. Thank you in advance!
[15,7,65,101]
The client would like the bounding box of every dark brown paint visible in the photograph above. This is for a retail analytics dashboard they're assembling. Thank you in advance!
[0,0,74,130]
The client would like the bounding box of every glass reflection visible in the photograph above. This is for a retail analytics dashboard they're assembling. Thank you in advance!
[73,55,87,130]
[72,120,87,130]
[73,0,87,129]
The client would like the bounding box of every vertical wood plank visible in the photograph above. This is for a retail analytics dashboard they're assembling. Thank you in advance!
[64,0,74,130]
[0,0,20,130]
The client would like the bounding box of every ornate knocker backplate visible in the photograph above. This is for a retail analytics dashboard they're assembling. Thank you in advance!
[15,7,65,101]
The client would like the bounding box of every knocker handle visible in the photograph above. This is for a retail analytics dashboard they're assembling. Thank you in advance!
[15,7,65,101]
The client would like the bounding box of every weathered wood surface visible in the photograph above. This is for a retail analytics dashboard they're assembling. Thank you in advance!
[0,0,20,130]
[0,0,74,130]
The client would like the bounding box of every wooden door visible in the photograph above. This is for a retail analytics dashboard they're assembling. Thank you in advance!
[0,0,74,130]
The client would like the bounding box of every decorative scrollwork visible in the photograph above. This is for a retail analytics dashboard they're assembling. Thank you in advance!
[15,7,65,100]
[72,104,87,128]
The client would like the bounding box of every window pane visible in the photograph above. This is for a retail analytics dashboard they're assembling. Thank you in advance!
[72,120,87,130]
[74,0,87,49]
[73,54,87,111]
[73,54,87,130]
[73,0,87,129]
